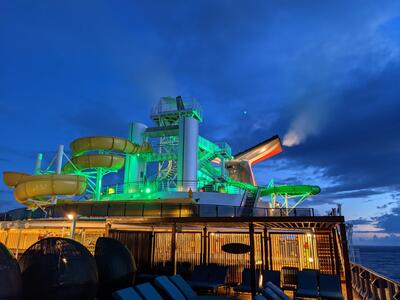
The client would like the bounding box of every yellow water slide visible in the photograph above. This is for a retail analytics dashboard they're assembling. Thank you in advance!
[63,136,152,172]
[3,172,87,206]
[2,136,151,206]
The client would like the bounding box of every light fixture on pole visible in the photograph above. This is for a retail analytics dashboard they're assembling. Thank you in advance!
[67,213,79,239]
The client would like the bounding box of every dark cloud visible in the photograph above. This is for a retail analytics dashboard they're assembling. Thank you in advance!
[377,202,395,209]
[348,218,372,225]
[375,205,400,233]
[354,234,400,246]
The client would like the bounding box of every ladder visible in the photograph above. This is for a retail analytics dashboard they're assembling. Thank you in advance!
[240,188,261,216]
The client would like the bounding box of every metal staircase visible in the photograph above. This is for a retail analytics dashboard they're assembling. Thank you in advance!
[240,188,261,216]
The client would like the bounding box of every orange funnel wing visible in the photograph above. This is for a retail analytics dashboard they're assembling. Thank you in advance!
[234,135,283,165]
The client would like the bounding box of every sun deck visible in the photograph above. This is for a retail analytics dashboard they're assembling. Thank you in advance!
[0,202,358,299]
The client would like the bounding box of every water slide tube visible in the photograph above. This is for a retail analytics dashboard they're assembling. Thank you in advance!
[3,172,87,206]
[226,178,320,197]
[63,136,152,172]
[261,184,321,197]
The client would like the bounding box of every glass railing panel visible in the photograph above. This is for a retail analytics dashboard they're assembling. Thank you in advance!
[76,204,92,217]
[216,205,236,217]
[108,203,126,216]
[91,203,108,217]
[143,203,163,217]
[160,204,182,217]
[125,203,144,216]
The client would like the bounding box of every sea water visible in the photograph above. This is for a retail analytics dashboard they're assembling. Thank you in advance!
[356,246,400,283]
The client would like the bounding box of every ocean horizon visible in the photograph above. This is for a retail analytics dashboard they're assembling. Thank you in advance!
[354,245,400,283]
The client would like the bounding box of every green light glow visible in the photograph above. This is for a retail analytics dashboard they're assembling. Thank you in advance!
[145,187,151,193]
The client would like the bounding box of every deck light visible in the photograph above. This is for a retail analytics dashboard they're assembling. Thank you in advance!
[66,213,79,239]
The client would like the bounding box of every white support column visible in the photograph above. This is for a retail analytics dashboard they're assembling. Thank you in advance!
[124,123,148,193]
[34,153,43,174]
[177,117,199,191]
[55,145,64,174]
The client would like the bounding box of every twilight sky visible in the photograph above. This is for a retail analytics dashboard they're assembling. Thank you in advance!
[1,1,400,245]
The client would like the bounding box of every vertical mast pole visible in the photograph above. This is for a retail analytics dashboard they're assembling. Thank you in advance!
[55,145,64,174]
[34,153,43,174]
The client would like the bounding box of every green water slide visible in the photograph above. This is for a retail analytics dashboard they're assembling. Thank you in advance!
[226,178,320,197]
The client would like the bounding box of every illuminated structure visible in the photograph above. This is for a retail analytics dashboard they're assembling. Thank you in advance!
[1,97,366,300]
[3,96,319,211]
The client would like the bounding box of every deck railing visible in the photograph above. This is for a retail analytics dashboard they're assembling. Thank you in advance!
[351,262,400,300]
[0,203,314,221]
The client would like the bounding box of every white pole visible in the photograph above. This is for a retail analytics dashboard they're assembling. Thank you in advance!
[70,217,77,239]
[34,153,43,174]
[56,145,64,174]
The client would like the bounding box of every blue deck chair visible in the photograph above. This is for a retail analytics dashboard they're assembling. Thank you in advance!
[234,268,261,293]
[262,282,291,300]
[154,275,186,300]
[188,265,225,293]
[261,289,282,300]
[112,287,143,300]
[295,270,319,299]
[169,274,238,299]
[135,283,163,300]
[318,274,343,300]
[262,270,281,288]
[170,274,199,299]
[188,266,210,290]
[208,265,229,293]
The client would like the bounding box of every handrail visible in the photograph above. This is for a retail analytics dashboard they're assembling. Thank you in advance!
[350,262,400,300]
[0,203,315,221]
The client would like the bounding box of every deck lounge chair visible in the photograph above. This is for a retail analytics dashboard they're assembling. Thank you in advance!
[135,283,163,300]
[318,274,343,300]
[234,268,261,293]
[295,270,319,299]
[170,275,199,299]
[188,266,211,290]
[261,282,291,300]
[209,265,229,292]
[112,287,143,300]
[188,265,228,293]
[261,289,282,300]
[154,275,186,300]
[170,274,238,299]
[262,270,281,288]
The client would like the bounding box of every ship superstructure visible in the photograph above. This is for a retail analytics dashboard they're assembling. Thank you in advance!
[3,96,319,212]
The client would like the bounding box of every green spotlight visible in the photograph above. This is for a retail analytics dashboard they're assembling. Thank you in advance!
[145,187,151,193]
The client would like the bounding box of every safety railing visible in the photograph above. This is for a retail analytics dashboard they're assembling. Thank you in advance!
[214,142,232,157]
[151,96,202,119]
[102,180,241,196]
[351,262,400,300]
[0,204,314,221]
